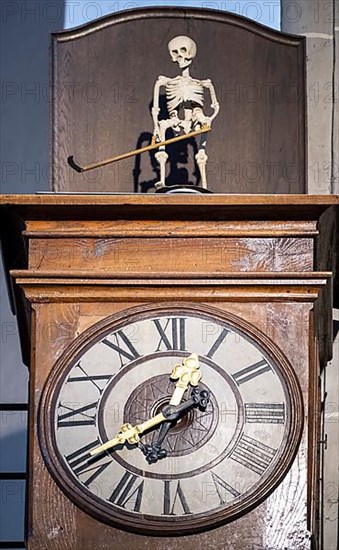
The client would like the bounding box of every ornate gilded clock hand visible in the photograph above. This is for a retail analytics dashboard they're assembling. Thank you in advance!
[140,353,202,464]
[169,353,202,405]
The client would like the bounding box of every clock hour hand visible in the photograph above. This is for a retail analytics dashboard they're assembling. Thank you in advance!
[141,388,210,464]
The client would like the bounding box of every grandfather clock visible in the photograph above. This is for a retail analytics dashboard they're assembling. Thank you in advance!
[1,6,338,550]
[0,193,337,549]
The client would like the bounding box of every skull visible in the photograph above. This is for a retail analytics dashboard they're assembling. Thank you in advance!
[168,36,197,69]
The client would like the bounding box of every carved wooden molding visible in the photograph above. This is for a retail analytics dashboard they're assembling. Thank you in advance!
[12,271,330,303]
[23,219,319,239]
[53,7,305,45]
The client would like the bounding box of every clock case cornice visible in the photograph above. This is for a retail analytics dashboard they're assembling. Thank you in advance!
[0,194,337,368]
[9,270,332,301]
[0,193,337,218]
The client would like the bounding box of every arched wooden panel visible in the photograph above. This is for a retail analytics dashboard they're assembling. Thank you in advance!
[51,7,306,194]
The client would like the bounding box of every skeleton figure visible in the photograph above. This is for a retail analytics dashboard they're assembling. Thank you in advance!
[152,35,220,189]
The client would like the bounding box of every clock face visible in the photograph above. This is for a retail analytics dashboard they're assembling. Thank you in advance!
[39,304,303,535]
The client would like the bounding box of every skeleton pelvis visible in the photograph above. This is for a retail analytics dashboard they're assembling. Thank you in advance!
[160,107,205,134]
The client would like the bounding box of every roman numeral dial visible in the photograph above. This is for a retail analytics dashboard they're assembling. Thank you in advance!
[230,434,277,475]
[102,329,141,367]
[57,402,98,427]
[153,317,187,351]
[163,480,191,515]
[232,358,272,385]
[42,305,302,535]
[245,403,285,424]
[109,471,144,512]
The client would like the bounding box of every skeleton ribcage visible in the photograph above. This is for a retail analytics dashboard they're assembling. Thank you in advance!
[166,76,204,113]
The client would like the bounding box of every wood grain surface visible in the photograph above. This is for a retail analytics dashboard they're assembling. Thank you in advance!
[26,236,313,273]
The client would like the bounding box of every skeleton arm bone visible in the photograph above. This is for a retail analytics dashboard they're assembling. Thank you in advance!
[152,75,171,140]
[202,79,220,123]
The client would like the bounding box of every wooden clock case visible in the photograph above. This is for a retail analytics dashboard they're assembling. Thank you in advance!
[0,193,337,549]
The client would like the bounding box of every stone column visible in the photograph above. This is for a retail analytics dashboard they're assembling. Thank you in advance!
[334,1,338,195]
[281,4,338,549]
[281,0,338,194]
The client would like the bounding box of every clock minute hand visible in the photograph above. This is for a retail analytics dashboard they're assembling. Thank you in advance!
[162,352,202,441]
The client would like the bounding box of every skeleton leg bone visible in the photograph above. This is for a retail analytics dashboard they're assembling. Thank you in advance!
[154,149,169,189]
[154,108,211,189]
[154,119,171,189]
[195,148,208,188]
[195,132,208,188]
[154,118,181,189]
